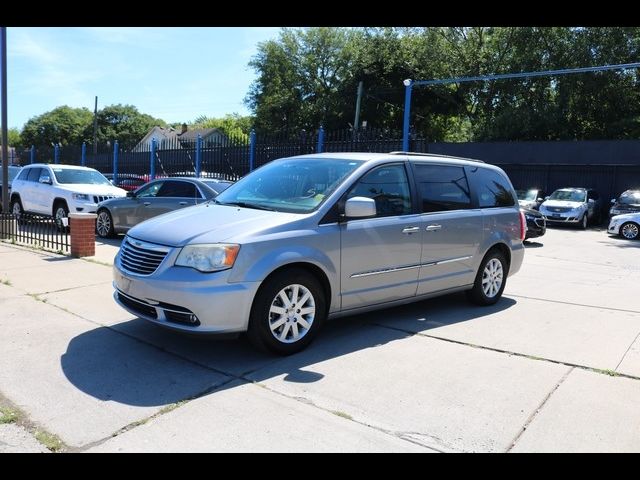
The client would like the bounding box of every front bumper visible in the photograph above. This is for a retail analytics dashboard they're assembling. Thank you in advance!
[113,251,260,334]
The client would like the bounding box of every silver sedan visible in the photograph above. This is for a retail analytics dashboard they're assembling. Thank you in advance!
[96,177,232,238]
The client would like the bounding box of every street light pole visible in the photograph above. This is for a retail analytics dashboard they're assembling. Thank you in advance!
[1,27,9,214]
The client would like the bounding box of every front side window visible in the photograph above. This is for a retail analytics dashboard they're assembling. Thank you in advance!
[27,168,43,182]
[136,181,164,198]
[52,168,111,185]
[215,158,363,213]
[413,164,471,213]
[347,164,412,217]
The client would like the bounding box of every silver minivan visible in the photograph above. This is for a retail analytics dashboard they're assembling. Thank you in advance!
[113,152,525,354]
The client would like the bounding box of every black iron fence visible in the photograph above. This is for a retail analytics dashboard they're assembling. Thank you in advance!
[11,130,640,206]
[0,213,70,254]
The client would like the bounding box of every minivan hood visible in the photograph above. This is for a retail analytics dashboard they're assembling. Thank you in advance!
[127,203,303,247]
[542,200,584,209]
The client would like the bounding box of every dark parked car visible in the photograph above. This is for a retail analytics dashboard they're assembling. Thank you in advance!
[609,189,640,221]
[104,173,148,192]
[516,188,547,210]
[95,177,233,238]
[521,207,546,240]
[0,165,22,212]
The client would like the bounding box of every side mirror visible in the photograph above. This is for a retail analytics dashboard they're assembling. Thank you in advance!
[588,198,595,204]
[126,191,136,198]
[544,196,550,201]
[39,175,52,185]
[537,198,544,202]
[345,196,376,218]
[610,198,616,204]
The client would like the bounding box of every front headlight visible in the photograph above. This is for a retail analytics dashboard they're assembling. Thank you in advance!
[175,244,240,273]
[610,208,622,215]
[72,193,90,201]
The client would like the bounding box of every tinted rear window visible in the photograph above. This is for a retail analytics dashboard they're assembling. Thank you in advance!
[413,164,471,213]
[472,168,516,208]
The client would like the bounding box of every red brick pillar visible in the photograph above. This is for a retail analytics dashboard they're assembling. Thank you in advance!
[69,213,97,257]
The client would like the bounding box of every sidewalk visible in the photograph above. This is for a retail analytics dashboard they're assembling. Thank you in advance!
[1,229,640,452]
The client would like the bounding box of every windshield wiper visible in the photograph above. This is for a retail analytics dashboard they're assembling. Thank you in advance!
[214,200,276,211]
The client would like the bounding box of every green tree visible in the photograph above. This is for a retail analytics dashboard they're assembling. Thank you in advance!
[190,113,253,142]
[7,128,22,148]
[90,104,166,150]
[21,106,93,147]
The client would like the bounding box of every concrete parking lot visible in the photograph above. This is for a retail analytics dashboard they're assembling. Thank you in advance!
[1,226,639,452]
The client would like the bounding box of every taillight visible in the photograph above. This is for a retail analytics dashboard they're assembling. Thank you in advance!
[519,210,526,241]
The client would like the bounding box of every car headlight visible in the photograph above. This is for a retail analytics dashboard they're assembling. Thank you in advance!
[525,214,535,221]
[175,244,240,273]
[610,208,621,215]
[72,193,90,201]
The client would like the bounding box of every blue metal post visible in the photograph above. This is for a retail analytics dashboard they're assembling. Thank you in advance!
[30,145,35,164]
[317,125,325,153]
[249,129,256,172]
[81,142,86,166]
[54,144,60,164]
[195,134,202,178]
[113,140,119,186]
[402,80,413,152]
[150,138,156,180]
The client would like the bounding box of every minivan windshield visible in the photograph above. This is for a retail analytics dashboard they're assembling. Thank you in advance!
[52,168,112,185]
[214,158,364,213]
[549,189,586,202]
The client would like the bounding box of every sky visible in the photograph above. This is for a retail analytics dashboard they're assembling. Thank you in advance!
[6,27,283,129]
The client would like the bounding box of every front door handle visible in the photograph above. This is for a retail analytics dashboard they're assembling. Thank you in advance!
[402,226,421,234]
[426,224,442,231]
[179,201,188,206]
[143,202,151,206]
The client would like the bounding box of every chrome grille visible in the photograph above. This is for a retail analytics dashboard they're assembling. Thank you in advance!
[94,195,117,203]
[549,207,572,213]
[119,237,170,275]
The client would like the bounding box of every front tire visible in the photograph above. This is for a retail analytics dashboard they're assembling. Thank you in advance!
[620,222,639,240]
[466,250,509,306]
[579,213,588,230]
[247,268,326,355]
[53,201,69,232]
[96,209,115,238]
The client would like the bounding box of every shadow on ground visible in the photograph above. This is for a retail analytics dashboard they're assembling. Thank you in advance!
[61,292,516,407]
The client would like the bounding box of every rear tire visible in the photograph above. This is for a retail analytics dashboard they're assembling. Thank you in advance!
[10,198,24,224]
[466,249,509,306]
[620,222,639,240]
[247,268,326,355]
[96,209,115,238]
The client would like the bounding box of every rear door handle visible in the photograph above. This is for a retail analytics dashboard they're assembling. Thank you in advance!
[179,201,188,206]
[402,226,420,234]
[143,202,151,206]
[426,224,442,231]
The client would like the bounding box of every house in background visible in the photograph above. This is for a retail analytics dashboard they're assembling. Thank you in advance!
[133,123,228,151]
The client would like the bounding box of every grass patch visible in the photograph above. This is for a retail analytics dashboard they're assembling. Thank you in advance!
[35,430,65,452]
[0,278,11,286]
[331,410,353,421]
[0,406,20,424]
[593,368,620,377]
[81,257,112,267]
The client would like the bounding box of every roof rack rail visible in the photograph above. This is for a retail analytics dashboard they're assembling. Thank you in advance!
[389,151,485,163]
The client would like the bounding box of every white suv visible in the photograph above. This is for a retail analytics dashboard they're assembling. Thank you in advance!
[10,164,126,229]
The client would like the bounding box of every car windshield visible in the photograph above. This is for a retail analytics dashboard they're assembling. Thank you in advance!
[516,189,538,201]
[214,158,364,213]
[52,168,112,185]
[618,191,640,205]
[549,189,586,202]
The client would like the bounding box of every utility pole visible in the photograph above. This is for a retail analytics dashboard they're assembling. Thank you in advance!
[92,96,98,155]
[353,81,363,131]
[1,27,9,215]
